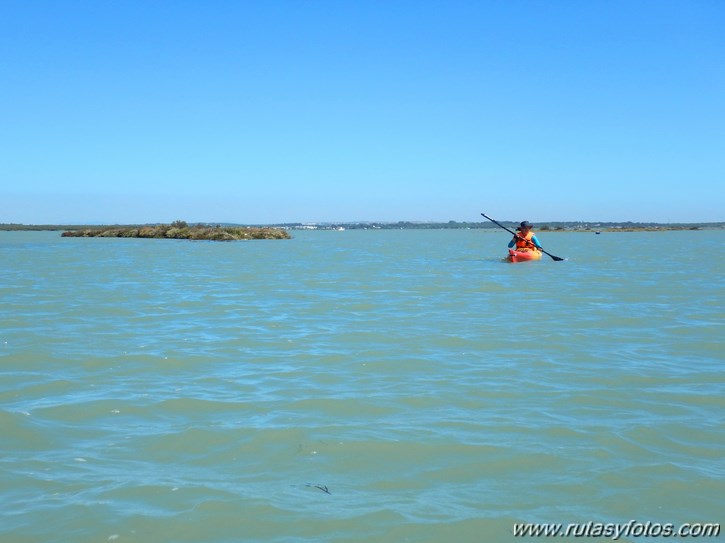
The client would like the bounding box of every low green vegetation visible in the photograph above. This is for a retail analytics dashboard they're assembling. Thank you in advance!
[59,221,290,241]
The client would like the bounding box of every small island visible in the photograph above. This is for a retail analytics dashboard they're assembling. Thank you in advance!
[60,221,290,241]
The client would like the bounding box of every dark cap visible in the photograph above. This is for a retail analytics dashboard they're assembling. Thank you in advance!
[520,221,533,229]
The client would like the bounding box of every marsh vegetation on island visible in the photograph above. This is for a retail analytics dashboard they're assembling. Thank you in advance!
[60,221,291,241]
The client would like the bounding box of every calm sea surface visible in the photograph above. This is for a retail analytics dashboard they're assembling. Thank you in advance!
[1,229,723,542]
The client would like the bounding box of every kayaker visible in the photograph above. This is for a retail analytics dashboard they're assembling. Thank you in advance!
[508,221,543,252]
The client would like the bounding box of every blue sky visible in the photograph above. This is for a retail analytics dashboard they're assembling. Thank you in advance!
[1,1,723,224]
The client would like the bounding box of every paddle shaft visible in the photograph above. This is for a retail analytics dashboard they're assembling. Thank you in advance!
[480,213,564,261]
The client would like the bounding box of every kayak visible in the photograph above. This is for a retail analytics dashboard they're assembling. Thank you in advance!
[507,248,542,262]
[507,248,542,263]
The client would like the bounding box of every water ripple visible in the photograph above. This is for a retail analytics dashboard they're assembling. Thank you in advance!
[1,230,723,542]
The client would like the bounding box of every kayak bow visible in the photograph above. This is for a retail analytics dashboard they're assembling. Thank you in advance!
[506,248,543,263]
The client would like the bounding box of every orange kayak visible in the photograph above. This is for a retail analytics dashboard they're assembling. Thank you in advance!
[507,248,543,263]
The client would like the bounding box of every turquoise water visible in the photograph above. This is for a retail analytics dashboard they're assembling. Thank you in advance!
[1,229,723,542]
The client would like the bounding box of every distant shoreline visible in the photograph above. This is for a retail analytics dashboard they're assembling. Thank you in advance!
[1,221,722,233]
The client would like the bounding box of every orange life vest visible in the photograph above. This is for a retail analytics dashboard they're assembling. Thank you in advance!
[516,230,538,251]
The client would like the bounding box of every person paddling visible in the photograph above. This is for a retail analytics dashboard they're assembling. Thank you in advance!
[481,213,564,261]
[508,221,542,252]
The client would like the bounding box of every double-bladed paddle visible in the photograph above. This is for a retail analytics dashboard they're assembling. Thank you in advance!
[481,213,565,261]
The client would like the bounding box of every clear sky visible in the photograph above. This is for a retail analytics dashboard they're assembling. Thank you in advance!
[1,0,723,224]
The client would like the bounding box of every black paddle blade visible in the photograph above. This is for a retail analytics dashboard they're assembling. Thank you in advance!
[541,249,565,261]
